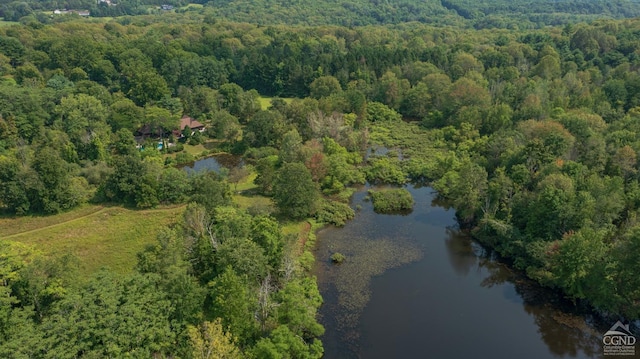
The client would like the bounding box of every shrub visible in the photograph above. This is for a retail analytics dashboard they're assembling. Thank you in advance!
[175,151,195,165]
[368,188,414,213]
[331,252,346,264]
[166,143,184,154]
[316,199,355,226]
[365,157,407,184]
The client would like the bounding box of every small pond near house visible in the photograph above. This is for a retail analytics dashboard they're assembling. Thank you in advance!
[181,153,243,174]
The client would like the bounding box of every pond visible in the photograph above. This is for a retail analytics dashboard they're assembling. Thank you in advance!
[314,184,616,359]
[181,153,243,174]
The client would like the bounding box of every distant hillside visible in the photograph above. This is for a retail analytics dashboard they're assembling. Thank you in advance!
[203,0,640,28]
[204,0,458,26]
[2,0,640,28]
[442,0,640,28]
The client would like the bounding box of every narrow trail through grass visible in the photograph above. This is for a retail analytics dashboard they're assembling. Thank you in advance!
[0,205,185,274]
[1,207,108,239]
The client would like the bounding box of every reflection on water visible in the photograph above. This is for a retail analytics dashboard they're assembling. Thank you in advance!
[314,185,611,359]
[181,153,243,173]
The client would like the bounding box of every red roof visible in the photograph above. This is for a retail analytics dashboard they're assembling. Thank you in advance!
[180,116,205,131]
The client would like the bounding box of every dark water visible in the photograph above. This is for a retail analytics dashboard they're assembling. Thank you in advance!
[181,153,242,173]
[314,184,619,359]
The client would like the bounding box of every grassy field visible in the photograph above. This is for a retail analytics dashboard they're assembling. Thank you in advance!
[232,172,276,211]
[183,143,208,156]
[178,3,203,10]
[258,97,294,110]
[0,18,18,26]
[0,205,185,274]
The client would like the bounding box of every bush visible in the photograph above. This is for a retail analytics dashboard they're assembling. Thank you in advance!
[367,102,401,122]
[166,143,184,154]
[365,157,407,184]
[188,131,204,145]
[299,251,315,271]
[368,188,414,213]
[315,199,355,226]
[175,152,195,165]
[330,252,345,264]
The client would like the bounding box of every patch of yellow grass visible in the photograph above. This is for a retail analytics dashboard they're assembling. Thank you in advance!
[236,172,258,191]
[180,3,203,9]
[258,97,294,110]
[282,221,307,236]
[1,205,185,274]
[183,143,208,156]
[233,194,274,211]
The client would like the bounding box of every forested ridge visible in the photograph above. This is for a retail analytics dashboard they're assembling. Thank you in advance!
[2,10,640,357]
[3,0,640,28]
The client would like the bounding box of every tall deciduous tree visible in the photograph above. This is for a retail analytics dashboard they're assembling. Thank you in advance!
[209,267,257,344]
[273,162,319,219]
[309,75,342,99]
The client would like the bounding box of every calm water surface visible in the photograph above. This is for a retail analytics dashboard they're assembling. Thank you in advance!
[314,185,614,359]
[181,153,242,173]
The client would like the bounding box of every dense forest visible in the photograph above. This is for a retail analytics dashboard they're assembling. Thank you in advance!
[2,6,640,357]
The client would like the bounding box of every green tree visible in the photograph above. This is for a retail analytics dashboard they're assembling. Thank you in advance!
[30,147,85,213]
[125,69,171,106]
[309,75,342,99]
[158,167,190,204]
[15,63,43,86]
[54,94,109,151]
[251,325,323,359]
[400,82,431,119]
[100,155,159,208]
[273,162,319,219]
[251,215,284,270]
[144,106,179,138]
[190,172,232,215]
[276,277,324,339]
[434,160,488,223]
[109,98,144,132]
[244,110,286,148]
[549,228,608,300]
[279,129,303,164]
[210,110,241,142]
[255,155,279,195]
[216,237,269,280]
[209,267,257,344]
[366,102,402,122]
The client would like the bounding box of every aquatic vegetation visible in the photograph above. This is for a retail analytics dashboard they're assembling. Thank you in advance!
[317,231,422,342]
[330,252,345,264]
[369,188,414,213]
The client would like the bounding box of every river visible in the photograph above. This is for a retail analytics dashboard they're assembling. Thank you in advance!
[313,184,614,359]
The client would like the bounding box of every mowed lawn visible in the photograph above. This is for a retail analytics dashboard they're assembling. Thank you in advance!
[0,205,185,274]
